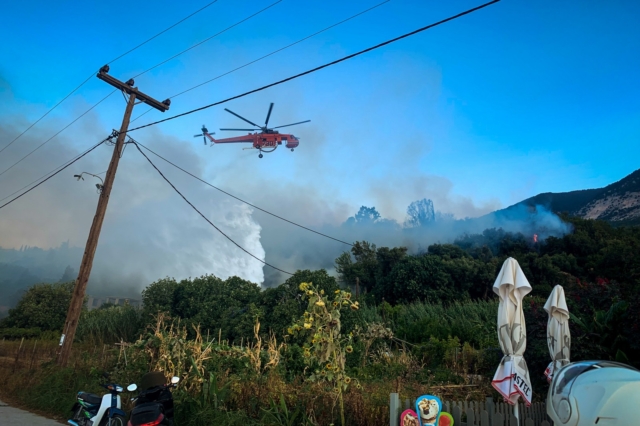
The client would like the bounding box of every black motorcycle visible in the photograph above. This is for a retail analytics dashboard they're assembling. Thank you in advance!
[126,371,180,426]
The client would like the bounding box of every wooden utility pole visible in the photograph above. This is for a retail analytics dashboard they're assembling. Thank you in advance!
[57,65,170,367]
[355,277,360,298]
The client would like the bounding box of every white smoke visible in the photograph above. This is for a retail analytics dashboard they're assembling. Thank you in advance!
[0,116,266,298]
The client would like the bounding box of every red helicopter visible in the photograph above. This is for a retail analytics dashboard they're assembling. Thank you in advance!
[193,103,310,158]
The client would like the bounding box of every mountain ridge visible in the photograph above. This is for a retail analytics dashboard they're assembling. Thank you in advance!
[496,168,640,225]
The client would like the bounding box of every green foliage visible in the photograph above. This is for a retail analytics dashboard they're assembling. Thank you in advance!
[6,364,105,419]
[173,372,235,425]
[262,269,339,337]
[141,277,179,319]
[1,281,75,331]
[261,394,315,426]
[76,304,143,344]
[292,282,361,426]
[359,300,498,349]
[0,327,42,339]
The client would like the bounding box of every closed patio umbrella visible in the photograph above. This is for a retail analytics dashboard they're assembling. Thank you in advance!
[543,284,570,382]
[491,257,533,422]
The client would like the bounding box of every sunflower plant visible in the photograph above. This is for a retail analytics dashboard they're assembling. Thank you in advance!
[289,282,361,426]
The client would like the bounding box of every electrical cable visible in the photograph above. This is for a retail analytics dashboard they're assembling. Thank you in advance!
[135,140,353,246]
[0,132,117,204]
[126,0,500,134]
[0,91,116,179]
[0,136,111,210]
[132,140,293,275]
[0,0,282,181]
[130,0,282,81]
[107,0,220,65]
[131,0,391,123]
[0,0,220,154]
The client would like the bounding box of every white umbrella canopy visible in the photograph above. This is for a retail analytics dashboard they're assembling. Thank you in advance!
[491,257,533,407]
[543,284,570,382]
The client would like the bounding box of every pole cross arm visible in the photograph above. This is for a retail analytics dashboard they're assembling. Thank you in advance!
[97,65,170,112]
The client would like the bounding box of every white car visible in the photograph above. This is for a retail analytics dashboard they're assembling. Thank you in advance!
[547,360,640,426]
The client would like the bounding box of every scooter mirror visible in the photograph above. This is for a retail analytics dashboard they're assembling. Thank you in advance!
[171,376,180,384]
[127,384,137,392]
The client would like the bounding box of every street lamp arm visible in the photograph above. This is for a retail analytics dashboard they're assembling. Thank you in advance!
[74,172,104,185]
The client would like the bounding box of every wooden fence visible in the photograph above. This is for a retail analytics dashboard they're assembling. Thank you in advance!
[390,394,552,426]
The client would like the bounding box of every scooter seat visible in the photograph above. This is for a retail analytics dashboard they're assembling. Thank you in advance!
[78,392,102,405]
[130,403,164,425]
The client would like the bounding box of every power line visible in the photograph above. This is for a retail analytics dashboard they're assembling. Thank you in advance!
[0,136,112,210]
[130,0,282,81]
[0,1,281,181]
[132,140,293,275]
[0,90,116,179]
[126,0,500,134]
[0,134,117,204]
[108,0,220,65]
[0,0,220,155]
[131,0,391,123]
[135,140,353,246]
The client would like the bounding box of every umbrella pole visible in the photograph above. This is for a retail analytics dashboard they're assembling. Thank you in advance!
[514,403,520,425]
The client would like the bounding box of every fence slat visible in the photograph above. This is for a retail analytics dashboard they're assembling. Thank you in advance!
[481,410,490,426]
[390,393,400,426]
[453,406,463,426]
[467,408,476,426]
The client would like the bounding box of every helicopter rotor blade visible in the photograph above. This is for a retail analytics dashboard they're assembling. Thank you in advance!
[194,134,203,137]
[220,128,260,131]
[224,108,260,128]
[264,103,274,128]
[271,120,311,129]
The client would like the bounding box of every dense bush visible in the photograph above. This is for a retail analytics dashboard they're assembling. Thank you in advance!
[0,327,42,339]
[0,282,75,332]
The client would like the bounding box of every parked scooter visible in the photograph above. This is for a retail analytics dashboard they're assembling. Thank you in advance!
[68,373,128,426]
[127,371,180,426]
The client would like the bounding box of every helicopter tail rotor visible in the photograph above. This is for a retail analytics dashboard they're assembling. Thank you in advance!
[194,125,214,145]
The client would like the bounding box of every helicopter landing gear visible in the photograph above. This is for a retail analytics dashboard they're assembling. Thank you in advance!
[259,153,263,158]
[290,148,294,152]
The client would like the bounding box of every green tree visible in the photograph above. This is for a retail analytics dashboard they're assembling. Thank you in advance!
[335,241,378,293]
[141,277,179,320]
[171,275,262,342]
[1,282,75,331]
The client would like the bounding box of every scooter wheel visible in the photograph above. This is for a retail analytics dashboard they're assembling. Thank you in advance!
[99,415,126,426]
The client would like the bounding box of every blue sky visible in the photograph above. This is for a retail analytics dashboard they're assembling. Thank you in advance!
[1,0,639,219]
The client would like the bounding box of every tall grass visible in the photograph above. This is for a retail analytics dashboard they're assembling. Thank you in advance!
[360,299,499,348]
[76,304,143,344]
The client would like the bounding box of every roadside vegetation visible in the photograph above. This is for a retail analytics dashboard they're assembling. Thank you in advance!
[1,216,639,425]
